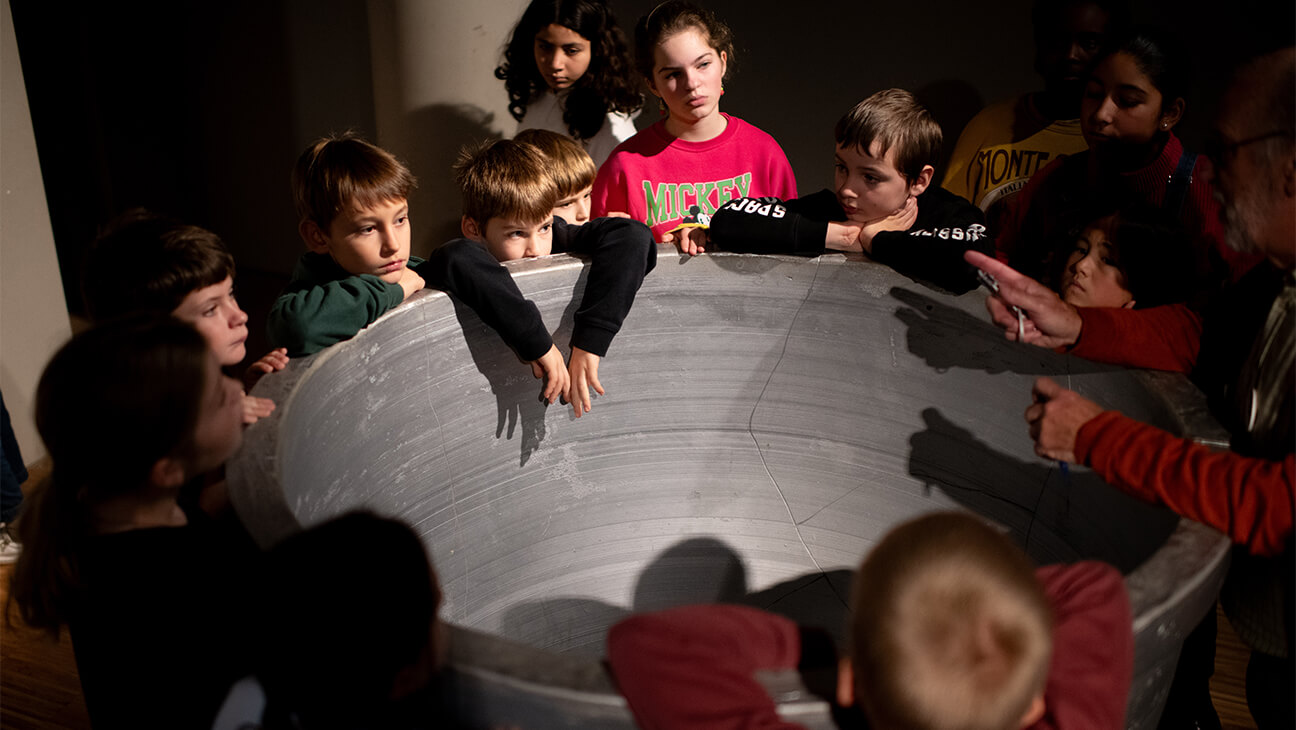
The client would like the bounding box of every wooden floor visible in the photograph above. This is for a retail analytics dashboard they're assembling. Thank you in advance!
[1,460,90,729]
[0,464,1263,729]
[0,581,89,730]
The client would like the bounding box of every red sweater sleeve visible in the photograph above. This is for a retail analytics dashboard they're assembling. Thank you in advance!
[1069,304,1202,372]
[1076,411,1296,557]
[606,605,806,730]
[1030,563,1133,730]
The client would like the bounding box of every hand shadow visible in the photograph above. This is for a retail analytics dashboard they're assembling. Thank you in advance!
[890,286,1112,376]
[447,295,549,467]
[908,407,1044,546]
[547,259,592,405]
[497,536,748,657]
[497,537,866,725]
[908,407,1177,571]
[736,568,854,651]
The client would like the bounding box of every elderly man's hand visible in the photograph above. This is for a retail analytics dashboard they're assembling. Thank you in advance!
[1025,377,1105,463]
[964,251,1084,349]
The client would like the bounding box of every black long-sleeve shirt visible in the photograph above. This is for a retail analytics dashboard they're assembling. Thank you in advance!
[707,187,991,293]
[416,215,657,360]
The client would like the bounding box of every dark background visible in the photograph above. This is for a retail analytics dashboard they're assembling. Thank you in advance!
[11,0,1293,359]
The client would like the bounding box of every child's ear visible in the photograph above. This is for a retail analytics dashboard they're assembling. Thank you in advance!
[299,219,330,255]
[835,657,855,707]
[149,456,187,490]
[461,215,484,241]
[1017,694,1046,727]
[909,165,935,197]
[1159,97,1185,132]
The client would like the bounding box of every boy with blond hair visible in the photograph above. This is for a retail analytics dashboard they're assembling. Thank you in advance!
[607,511,1133,729]
[670,90,991,294]
[515,128,596,226]
[422,137,655,417]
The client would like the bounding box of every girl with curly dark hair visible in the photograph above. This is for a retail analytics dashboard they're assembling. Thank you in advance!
[496,0,643,166]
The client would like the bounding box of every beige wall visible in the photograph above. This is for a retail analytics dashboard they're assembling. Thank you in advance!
[368,0,531,254]
[1,0,72,464]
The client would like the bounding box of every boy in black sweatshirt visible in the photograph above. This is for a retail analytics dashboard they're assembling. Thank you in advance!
[421,138,656,417]
[669,89,991,293]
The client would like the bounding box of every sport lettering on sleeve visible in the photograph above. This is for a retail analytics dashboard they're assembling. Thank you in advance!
[718,197,787,218]
[908,222,987,241]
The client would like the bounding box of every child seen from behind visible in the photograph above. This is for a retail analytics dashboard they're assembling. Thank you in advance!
[220,511,448,728]
[608,511,1133,729]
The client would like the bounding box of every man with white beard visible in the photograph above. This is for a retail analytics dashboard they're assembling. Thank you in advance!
[965,47,1294,728]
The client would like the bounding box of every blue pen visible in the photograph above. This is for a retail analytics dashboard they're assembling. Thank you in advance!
[1058,461,1071,519]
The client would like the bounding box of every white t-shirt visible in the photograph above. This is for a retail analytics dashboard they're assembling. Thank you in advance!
[517,90,638,168]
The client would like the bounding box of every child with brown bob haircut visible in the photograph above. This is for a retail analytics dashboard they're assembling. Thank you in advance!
[268,133,427,358]
[607,511,1133,729]
[422,137,655,417]
[670,90,993,294]
[82,210,287,424]
[515,128,597,225]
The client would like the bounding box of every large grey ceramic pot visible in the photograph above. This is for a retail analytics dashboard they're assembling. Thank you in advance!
[230,248,1231,729]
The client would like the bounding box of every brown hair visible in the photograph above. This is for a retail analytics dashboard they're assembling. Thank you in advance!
[514,129,597,198]
[256,511,442,725]
[852,512,1053,730]
[834,89,943,182]
[453,138,559,226]
[292,132,417,230]
[81,210,235,322]
[633,0,735,81]
[7,316,210,636]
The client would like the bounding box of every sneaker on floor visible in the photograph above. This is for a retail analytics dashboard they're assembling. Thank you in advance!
[0,523,19,565]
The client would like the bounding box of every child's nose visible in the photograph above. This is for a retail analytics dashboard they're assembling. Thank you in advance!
[1092,98,1116,125]
[231,304,249,327]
